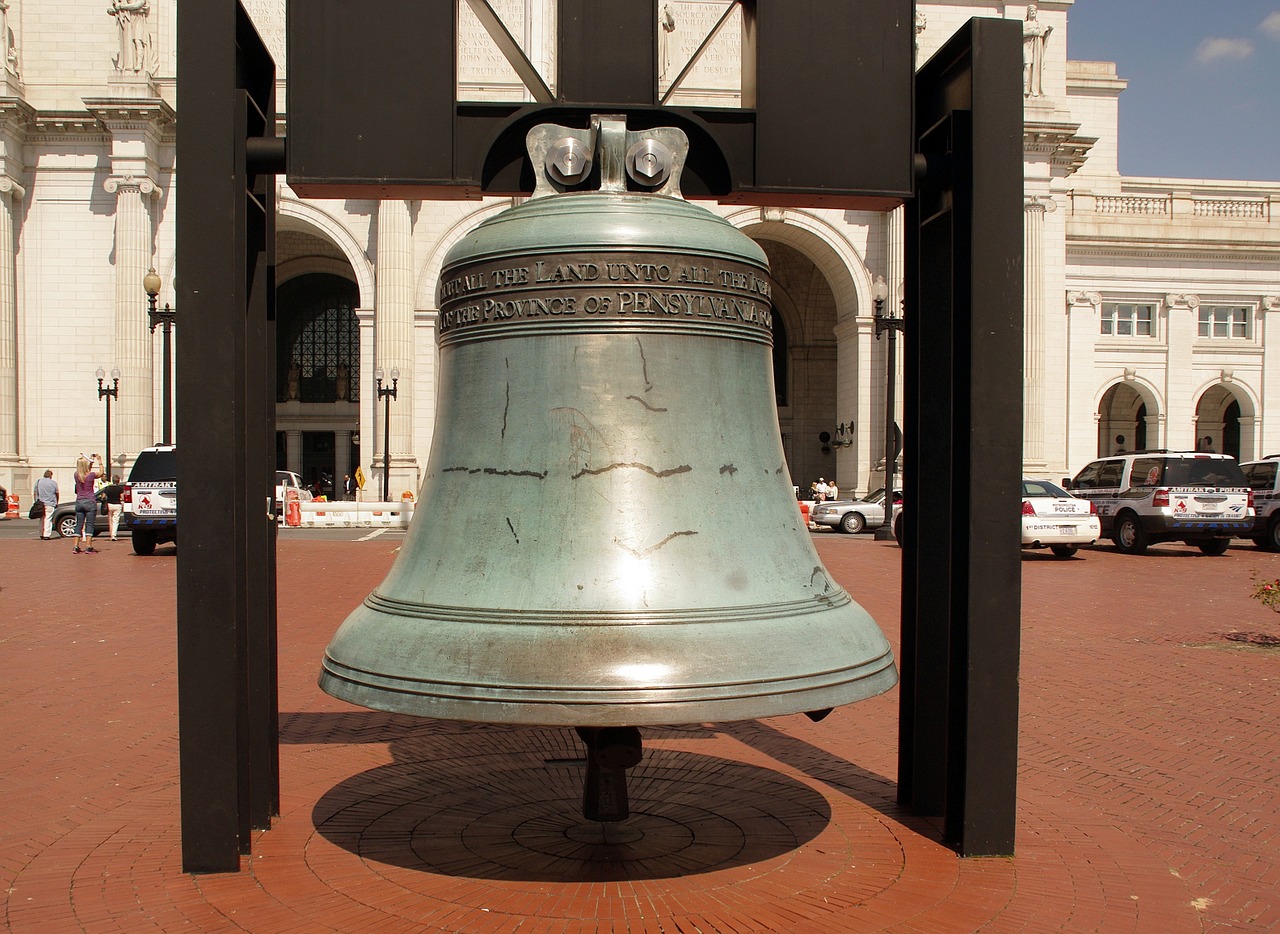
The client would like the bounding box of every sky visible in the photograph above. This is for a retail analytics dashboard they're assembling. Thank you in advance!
[1066,0,1280,182]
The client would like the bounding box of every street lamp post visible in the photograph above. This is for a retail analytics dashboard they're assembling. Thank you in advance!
[872,275,902,541]
[96,366,120,475]
[375,367,399,502]
[143,267,177,445]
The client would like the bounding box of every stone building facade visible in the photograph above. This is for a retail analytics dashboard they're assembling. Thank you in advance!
[0,0,1276,505]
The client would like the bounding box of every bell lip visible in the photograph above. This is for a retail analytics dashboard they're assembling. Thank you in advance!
[318,653,898,728]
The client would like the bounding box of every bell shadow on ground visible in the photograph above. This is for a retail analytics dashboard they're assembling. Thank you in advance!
[295,714,833,882]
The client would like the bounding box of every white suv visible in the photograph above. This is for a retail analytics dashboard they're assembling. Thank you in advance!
[1065,451,1253,555]
[1239,457,1280,550]
[122,445,177,556]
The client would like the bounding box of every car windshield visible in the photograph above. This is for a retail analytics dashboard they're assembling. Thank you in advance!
[1023,479,1070,498]
[128,450,176,482]
[863,488,886,505]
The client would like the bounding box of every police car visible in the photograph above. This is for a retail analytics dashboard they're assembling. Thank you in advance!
[1064,451,1252,556]
[1240,456,1280,550]
[122,445,177,555]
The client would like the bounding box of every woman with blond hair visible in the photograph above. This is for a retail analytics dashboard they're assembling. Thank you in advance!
[71,454,104,553]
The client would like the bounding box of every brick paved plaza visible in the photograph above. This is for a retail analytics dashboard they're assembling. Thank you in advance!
[2,531,1278,932]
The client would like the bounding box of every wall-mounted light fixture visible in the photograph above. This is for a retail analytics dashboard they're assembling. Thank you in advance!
[819,423,854,455]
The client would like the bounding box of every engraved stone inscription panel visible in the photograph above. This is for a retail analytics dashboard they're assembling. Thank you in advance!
[243,0,287,75]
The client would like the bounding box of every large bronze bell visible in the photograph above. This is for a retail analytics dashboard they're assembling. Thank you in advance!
[320,117,897,818]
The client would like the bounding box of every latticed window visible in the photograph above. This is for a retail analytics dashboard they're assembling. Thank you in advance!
[1100,303,1154,337]
[277,274,360,403]
[1198,305,1249,339]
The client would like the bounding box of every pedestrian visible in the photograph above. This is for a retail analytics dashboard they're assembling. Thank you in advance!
[72,453,105,553]
[828,480,839,501]
[100,474,125,541]
[815,478,829,502]
[33,469,58,539]
[343,473,356,500]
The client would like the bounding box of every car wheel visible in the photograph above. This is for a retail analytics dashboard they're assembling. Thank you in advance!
[1113,513,1148,555]
[57,513,78,538]
[893,511,903,547]
[1050,545,1078,558]
[132,530,157,556]
[840,512,865,534]
[1197,538,1230,556]
[1267,518,1280,551]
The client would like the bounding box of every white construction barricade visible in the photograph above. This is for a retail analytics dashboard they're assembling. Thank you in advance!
[296,500,414,529]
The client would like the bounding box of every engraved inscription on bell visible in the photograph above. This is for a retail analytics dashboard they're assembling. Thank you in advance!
[438,252,773,339]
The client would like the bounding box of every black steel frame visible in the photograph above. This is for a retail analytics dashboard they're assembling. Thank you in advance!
[176,2,279,872]
[900,18,1025,857]
[177,1,1023,869]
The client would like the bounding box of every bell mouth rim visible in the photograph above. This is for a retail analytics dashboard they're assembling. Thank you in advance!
[318,649,898,728]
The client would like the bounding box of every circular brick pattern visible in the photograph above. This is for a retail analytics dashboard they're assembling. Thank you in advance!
[313,744,840,883]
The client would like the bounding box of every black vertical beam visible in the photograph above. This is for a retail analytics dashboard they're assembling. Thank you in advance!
[241,80,280,828]
[902,17,1023,857]
[176,1,277,872]
[558,0,656,104]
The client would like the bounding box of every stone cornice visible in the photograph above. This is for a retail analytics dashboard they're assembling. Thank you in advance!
[1024,119,1096,176]
[0,96,34,132]
[29,110,109,143]
[1067,236,1280,264]
[82,97,176,132]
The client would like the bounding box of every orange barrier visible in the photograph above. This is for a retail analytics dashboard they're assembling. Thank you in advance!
[5,493,17,519]
[285,489,302,527]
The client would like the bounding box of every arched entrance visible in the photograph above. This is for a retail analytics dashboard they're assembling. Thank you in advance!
[1098,382,1157,456]
[1196,384,1246,460]
[276,272,361,498]
[756,239,839,494]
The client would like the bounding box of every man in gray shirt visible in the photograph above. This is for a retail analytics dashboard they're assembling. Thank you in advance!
[33,470,58,539]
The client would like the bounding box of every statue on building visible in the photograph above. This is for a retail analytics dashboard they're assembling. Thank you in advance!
[658,3,676,81]
[108,0,152,75]
[0,1,17,77]
[1022,4,1052,98]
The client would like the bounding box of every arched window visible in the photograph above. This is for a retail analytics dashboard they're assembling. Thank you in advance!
[277,274,360,403]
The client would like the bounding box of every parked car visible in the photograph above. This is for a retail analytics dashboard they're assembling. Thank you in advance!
[1064,451,1252,555]
[810,487,902,534]
[122,445,177,555]
[1240,456,1280,550]
[1021,478,1101,558]
[274,470,312,521]
[51,500,112,539]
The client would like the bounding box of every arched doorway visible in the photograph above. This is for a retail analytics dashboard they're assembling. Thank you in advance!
[1098,382,1156,455]
[1196,385,1244,460]
[276,273,361,499]
[755,239,839,493]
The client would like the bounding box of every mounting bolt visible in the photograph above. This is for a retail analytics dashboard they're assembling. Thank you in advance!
[625,138,672,188]
[546,137,592,185]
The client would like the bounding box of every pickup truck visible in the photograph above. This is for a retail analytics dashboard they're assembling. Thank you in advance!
[122,445,177,555]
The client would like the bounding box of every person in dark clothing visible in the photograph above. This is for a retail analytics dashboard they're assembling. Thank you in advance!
[100,475,126,541]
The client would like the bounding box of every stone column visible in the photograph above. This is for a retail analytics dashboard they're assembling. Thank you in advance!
[1023,195,1054,469]
[374,199,415,495]
[334,431,352,498]
[0,175,21,464]
[105,174,159,458]
[285,429,303,476]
